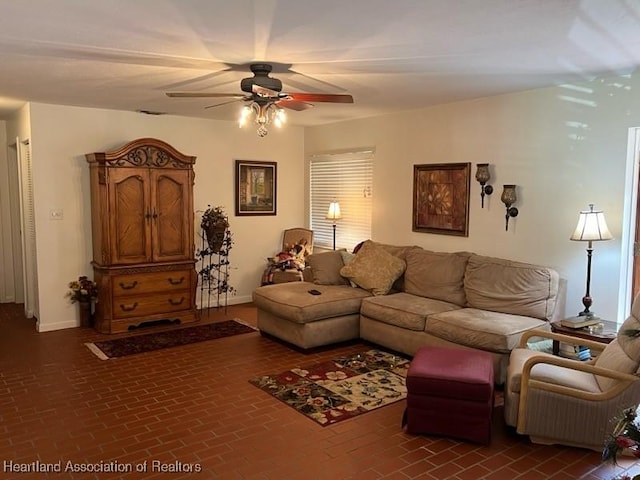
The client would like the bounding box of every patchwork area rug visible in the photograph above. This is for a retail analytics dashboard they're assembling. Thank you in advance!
[85,319,257,360]
[249,349,410,426]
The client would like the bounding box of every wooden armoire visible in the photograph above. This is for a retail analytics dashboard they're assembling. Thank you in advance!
[86,138,198,333]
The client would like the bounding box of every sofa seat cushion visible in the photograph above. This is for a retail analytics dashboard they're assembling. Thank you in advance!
[427,308,550,353]
[464,254,560,320]
[361,293,461,331]
[507,348,601,394]
[252,282,371,324]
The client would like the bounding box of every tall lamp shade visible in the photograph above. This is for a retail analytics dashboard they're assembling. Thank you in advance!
[326,202,342,250]
[569,204,613,318]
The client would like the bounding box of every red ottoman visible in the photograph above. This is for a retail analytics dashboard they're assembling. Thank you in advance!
[404,346,494,444]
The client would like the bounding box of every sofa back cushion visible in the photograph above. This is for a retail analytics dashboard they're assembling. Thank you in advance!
[464,254,560,320]
[403,249,470,306]
[306,250,350,285]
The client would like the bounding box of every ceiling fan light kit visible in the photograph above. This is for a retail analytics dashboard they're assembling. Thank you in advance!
[239,101,286,137]
[166,63,353,138]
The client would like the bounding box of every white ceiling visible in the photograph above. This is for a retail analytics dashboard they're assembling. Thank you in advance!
[0,0,639,126]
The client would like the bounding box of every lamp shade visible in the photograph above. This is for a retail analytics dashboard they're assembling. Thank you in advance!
[326,202,342,221]
[570,204,613,242]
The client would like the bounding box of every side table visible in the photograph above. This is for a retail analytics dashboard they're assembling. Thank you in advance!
[550,319,618,355]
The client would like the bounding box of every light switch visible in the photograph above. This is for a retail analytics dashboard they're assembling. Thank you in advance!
[49,209,63,220]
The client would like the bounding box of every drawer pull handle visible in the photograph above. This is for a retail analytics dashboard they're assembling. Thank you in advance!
[120,302,138,312]
[119,281,138,290]
[168,276,185,285]
[168,297,185,306]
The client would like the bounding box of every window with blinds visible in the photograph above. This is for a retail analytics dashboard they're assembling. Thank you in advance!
[309,150,373,251]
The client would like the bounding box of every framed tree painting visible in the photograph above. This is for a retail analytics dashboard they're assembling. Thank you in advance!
[412,162,470,236]
[235,160,277,216]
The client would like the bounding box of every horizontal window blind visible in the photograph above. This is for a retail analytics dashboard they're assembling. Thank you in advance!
[309,151,373,251]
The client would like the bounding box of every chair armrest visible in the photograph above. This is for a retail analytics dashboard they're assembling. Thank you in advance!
[523,355,638,392]
[517,355,640,433]
[520,328,607,354]
[516,353,639,433]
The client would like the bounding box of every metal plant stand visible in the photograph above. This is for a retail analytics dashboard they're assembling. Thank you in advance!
[196,226,234,317]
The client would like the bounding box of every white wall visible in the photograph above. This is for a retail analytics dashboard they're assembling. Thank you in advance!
[25,103,304,331]
[305,74,640,323]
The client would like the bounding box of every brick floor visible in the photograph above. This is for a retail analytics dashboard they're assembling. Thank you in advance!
[0,302,636,479]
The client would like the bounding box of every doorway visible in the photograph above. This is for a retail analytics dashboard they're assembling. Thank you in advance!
[622,127,640,318]
[6,142,25,304]
[3,138,37,320]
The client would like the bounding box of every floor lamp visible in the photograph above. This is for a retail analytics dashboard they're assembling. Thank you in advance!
[569,204,613,318]
[326,202,342,250]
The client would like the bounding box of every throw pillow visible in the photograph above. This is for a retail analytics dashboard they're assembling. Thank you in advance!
[306,251,350,285]
[595,314,640,391]
[339,240,406,295]
[339,251,358,287]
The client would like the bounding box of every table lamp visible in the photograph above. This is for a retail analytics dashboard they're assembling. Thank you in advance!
[326,202,342,250]
[570,204,613,318]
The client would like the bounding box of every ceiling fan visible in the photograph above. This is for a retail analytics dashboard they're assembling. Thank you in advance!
[166,63,353,136]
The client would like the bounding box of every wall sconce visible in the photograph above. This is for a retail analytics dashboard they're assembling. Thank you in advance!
[475,164,493,208]
[501,185,519,231]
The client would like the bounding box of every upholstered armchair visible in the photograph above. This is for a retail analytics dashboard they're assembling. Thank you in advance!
[504,301,640,451]
[261,228,314,285]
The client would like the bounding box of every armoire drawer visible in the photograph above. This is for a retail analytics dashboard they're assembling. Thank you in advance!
[112,291,192,319]
[111,269,192,297]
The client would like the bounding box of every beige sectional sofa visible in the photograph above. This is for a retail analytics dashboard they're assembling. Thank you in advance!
[252,240,565,383]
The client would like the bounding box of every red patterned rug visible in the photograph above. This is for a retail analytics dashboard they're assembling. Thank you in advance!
[249,349,410,426]
[85,319,257,359]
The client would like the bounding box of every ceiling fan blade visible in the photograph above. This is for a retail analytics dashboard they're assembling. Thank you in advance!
[286,93,354,104]
[204,98,246,109]
[166,92,245,98]
[276,98,313,111]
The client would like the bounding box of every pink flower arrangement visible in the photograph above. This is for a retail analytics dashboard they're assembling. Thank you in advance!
[66,276,98,303]
[602,405,640,480]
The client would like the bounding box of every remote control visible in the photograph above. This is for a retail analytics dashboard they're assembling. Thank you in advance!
[308,289,322,295]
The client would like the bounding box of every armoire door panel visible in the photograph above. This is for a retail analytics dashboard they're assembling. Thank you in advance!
[109,168,151,264]
[152,170,192,261]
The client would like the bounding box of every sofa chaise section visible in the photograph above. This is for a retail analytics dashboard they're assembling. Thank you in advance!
[253,281,371,349]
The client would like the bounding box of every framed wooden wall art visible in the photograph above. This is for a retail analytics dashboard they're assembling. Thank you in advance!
[412,162,471,236]
[235,160,277,216]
